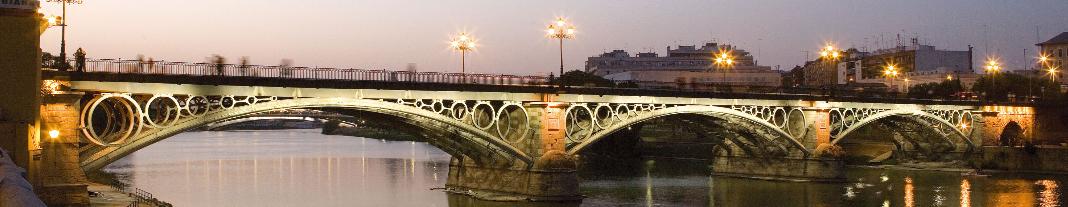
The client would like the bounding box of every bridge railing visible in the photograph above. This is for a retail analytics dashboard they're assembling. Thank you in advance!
[74,59,550,86]
[55,59,990,104]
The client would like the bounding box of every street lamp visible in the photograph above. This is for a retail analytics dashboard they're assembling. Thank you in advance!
[46,0,83,71]
[984,59,1002,74]
[884,64,900,92]
[984,59,1002,84]
[448,32,477,76]
[984,58,1002,101]
[818,44,841,92]
[547,17,576,79]
[713,49,735,85]
[48,130,60,139]
[1048,66,1059,82]
[1038,54,1057,82]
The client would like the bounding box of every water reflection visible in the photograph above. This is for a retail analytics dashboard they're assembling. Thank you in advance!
[961,179,971,207]
[581,158,1066,207]
[104,130,1067,207]
[1039,180,1060,207]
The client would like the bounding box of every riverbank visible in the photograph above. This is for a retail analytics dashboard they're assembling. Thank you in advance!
[86,182,137,206]
[86,170,173,207]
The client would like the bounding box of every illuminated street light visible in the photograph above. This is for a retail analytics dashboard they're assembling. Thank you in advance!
[1049,66,1060,82]
[819,44,841,60]
[48,130,60,139]
[713,50,735,67]
[884,64,900,92]
[983,58,1002,101]
[984,59,1002,74]
[547,17,576,80]
[713,50,735,84]
[448,32,477,81]
[46,0,84,71]
[1037,54,1057,82]
[817,43,841,89]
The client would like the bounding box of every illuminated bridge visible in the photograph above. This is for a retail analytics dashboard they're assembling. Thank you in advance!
[40,59,1035,201]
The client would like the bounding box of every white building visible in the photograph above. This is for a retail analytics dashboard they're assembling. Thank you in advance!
[586,42,781,88]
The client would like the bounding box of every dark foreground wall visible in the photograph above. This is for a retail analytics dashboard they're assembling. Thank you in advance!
[978,146,1068,173]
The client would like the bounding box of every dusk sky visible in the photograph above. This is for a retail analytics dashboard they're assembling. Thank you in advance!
[39,0,1068,76]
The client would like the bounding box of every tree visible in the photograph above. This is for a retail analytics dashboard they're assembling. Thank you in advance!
[907,79,964,100]
[549,70,616,87]
[971,73,1063,103]
[42,52,55,68]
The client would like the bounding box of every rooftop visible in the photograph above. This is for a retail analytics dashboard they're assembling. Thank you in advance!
[1037,32,1068,46]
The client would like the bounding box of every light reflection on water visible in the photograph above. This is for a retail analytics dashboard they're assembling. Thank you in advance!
[104,130,1065,207]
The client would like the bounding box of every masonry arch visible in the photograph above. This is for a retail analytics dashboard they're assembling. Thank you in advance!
[79,97,532,171]
[999,121,1024,146]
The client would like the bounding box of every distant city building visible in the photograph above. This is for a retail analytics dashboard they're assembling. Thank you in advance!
[782,65,806,88]
[902,68,981,92]
[586,43,781,88]
[802,39,975,92]
[1037,32,1068,85]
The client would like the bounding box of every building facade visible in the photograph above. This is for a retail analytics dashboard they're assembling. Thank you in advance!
[803,40,974,92]
[586,42,781,88]
[1037,32,1068,85]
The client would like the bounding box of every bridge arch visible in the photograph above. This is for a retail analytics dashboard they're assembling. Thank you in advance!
[830,109,977,153]
[565,105,811,157]
[79,97,533,171]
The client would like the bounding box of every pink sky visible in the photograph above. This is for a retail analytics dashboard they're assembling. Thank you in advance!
[38,0,1068,75]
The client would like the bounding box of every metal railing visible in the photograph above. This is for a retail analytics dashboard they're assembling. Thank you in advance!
[51,58,993,104]
[102,179,174,207]
[67,59,550,86]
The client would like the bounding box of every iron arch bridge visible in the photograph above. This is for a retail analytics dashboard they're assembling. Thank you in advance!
[77,94,539,171]
[29,59,1035,200]
[827,108,979,154]
[73,91,983,172]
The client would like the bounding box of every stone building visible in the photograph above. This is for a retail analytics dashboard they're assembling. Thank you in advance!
[586,43,781,88]
[802,40,974,92]
[1037,32,1068,84]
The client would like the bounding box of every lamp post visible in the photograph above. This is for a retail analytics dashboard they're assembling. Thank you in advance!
[818,44,841,93]
[46,0,83,70]
[1048,66,1059,83]
[902,78,911,94]
[884,64,900,93]
[984,59,1002,101]
[449,32,476,83]
[713,50,734,88]
[547,17,576,82]
[1039,54,1057,82]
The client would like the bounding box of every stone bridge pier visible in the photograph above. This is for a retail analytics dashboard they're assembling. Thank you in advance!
[445,103,581,201]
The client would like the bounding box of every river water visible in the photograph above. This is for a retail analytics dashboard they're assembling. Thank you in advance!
[103,129,1065,207]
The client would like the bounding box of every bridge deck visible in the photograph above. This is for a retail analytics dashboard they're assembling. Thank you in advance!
[45,70,987,106]
[43,58,988,106]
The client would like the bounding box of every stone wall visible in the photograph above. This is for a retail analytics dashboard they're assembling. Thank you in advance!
[445,158,580,202]
[711,156,845,182]
[979,106,1036,146]
[36,93,89,206]
[978,146,1068,173]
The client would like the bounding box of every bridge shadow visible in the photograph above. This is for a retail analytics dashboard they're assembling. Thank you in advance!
[835,116,963,165]
[576,114,731,178]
